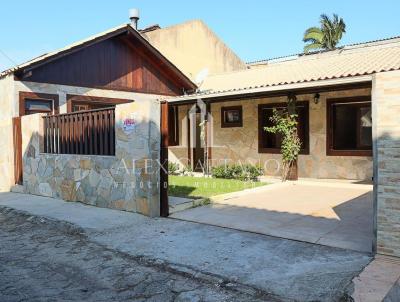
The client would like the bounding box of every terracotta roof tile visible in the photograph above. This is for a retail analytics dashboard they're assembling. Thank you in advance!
[199,39,400,94]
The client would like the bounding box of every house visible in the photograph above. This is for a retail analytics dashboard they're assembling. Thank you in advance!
[0,15,205,218]
[166,36,400,257]
[0,13,399,257]
[0,14,249,216]
[167,38,400,181]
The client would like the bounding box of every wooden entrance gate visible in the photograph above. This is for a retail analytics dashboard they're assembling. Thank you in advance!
[12,117,23,185]
[160,101,169,217]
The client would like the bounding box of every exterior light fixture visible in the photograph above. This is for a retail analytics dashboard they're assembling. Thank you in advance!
[288,93,297,103]
[314,93,320,104]
[287,93,297,114]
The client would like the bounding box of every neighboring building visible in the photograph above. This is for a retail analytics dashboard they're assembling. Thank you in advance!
[143,19,246,80]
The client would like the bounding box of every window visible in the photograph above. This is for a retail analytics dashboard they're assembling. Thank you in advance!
[19,92,59,116]
[72,104,90,112]
[258,101,309,154]
[71,102,115,112]
[327,97,372,156]
[168,106,179,146]
[66,94,132,113]
[221,106,243,127]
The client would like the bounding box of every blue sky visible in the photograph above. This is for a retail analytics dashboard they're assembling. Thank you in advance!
[1,0,399,71]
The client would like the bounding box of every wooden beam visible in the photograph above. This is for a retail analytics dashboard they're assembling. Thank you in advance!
[160,101,169,217]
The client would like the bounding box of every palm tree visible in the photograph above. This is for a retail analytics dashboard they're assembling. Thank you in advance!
[303,14,346,53]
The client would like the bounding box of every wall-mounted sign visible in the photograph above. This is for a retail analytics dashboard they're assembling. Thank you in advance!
[123,117,136,133]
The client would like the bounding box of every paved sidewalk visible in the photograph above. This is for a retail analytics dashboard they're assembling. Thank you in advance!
[0,192,372,301]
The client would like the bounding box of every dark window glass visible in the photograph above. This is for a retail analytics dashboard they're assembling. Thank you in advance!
[330,101,372,152]
[221,106,242,127]
[359,107,372,148]
[24,98,53,115]
[168,106,179,146]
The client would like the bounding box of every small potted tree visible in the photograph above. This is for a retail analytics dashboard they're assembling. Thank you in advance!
[264,100,301,181]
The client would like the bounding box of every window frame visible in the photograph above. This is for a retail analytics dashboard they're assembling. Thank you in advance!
[19,92,59,116]
[326,96,372,156]
[221,106,243,128]
[258,101,309,155]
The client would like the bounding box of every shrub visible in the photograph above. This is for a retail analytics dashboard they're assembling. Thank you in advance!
[168,161,179,175]
[181,165,194,176]
[211,164,263,181]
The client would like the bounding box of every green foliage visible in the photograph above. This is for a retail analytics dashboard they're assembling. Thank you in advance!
[264,106,301,180]
[211,163,263,181]
[168,161,179,175]
[303,14,346,53]
[181,165,194,176]
[168,176,268,199]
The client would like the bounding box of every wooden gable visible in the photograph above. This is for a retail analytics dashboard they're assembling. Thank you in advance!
[15,31,194,96]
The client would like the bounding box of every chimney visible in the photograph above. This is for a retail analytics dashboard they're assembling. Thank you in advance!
[129,8,140,29]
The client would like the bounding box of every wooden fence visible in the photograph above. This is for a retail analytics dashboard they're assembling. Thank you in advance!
[43,108,115,156]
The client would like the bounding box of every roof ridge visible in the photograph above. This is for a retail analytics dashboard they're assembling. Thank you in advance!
[246,35,400,65]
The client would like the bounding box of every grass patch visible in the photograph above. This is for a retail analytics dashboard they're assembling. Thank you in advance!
[168,175,267,199]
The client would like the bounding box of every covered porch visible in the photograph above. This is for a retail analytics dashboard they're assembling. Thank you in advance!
[167,79,373,181]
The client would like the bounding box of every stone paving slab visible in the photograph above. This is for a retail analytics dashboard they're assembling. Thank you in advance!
[0,192,372,302]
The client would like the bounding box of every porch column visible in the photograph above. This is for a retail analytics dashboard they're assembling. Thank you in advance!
[372,70,400,257]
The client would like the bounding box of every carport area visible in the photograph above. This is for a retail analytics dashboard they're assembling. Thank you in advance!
[171,180,374,253]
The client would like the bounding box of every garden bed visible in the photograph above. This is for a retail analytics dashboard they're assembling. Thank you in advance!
[168,176,267,199]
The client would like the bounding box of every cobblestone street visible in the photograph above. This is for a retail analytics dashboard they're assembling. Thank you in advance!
[0,209,273,302]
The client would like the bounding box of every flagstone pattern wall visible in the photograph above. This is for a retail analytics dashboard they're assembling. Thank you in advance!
[373,70,400,257]
[21,101,161,217]
[169,88,373,180]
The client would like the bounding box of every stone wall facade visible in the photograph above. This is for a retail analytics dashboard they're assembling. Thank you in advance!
[169,88,373,180]
[373,70,400,257]
[21,101,162,217]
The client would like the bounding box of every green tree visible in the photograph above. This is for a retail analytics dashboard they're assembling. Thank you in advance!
[264,103,301,181]
[303,14,346,53]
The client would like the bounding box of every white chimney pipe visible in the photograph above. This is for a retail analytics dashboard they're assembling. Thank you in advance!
[129,8,140,29]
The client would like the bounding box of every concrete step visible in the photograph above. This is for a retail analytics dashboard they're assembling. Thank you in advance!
[10,185,24,194]
[169,196,209,214]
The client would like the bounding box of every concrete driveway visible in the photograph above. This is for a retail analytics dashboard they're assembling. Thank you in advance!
[171,181,374,253]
